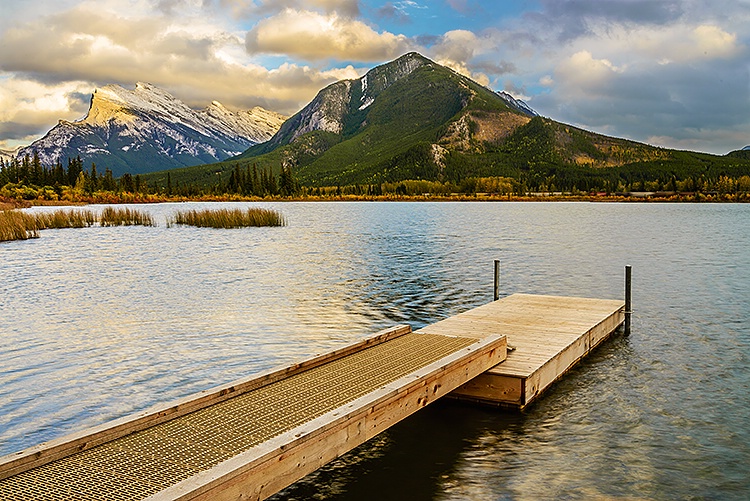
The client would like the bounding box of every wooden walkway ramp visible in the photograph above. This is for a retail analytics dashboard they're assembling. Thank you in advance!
[424,294,625,409]
[0,326,506,501]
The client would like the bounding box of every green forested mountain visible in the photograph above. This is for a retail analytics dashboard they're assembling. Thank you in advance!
[141,53,750,192]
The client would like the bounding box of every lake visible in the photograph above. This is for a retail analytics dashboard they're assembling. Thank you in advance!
[1,201,748,500]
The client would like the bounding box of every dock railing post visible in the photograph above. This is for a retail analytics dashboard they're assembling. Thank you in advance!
[625,265,632,335]
[494,260,500,301]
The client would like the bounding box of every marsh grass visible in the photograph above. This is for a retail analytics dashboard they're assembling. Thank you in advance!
[100,207,155,226]
[168,207,285,228]
[2,206,283,242]
[34,209,96,230]
[1,207,156,242]
[0,210,38,241]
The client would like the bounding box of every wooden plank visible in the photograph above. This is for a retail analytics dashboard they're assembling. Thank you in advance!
[449,372,523,406]
[0,324,412,480]
[144,334,507,501]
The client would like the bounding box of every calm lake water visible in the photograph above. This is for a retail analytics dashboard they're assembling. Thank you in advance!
[1,201,749,500]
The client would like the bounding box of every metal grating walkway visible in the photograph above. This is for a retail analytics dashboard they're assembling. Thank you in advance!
[0,333,475,501]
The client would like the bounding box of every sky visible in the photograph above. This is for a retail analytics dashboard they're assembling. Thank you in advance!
[0,0,749,155]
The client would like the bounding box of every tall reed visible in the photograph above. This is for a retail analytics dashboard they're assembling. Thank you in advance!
[168,207,285,228]
[0,210,38,241]
[1,209,96,242]
[100,207,155,226]
[34,209,96,230]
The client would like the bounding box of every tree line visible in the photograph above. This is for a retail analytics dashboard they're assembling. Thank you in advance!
[3,151,750,203]
[1,153,118,194]
[0,153,303,201]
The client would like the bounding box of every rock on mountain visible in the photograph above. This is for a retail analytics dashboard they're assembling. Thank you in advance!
[19,83,286,176]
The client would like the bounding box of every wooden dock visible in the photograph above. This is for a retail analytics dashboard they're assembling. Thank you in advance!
[422,294,625,409]
[0,326,506,501]
[0,293,624,500]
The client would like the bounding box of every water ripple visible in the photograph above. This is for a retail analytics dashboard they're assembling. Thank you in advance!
[2,201,749,500]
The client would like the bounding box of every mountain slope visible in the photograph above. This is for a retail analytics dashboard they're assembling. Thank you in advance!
[145,53,750,189]
[18,83,286,176]
[227,52,675,186]
[230,52,543,185]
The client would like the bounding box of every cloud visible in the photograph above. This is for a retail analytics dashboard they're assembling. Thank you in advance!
[497,0,750,154]
[641,24,741,63]
[428,29,520,87]
[528,0,684,42]
[0,78,93,146]
[535,51,750,154]
[375,2,412,24]
[540,0,684,26]
[555,51,624,92]
[0,1,371,147]
[217,0,360,18]
[245,9,413,60]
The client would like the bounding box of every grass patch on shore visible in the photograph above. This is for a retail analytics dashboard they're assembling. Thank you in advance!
[1,207,156,242]
[0,210,38,241]
[100,207,155,226]
[34,209,96,230]
[168,207,285,228]
[2,206,283,242]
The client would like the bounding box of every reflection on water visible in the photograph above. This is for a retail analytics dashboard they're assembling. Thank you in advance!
[1,202,749,499]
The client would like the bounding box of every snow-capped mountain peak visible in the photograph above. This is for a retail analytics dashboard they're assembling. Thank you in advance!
[17,83,286,176]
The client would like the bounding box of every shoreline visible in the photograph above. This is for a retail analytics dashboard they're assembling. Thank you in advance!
[2,192,748,208]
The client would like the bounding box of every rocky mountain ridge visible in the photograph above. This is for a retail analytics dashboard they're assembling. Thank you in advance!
[17,83,286,176]
[258,52,536,157]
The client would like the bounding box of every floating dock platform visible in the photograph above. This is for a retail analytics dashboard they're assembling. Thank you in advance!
[0,293,624,500]
[429,294,625,409]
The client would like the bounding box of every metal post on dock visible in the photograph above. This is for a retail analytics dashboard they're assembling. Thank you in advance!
[625,265,632,335]
[494,260,500,301]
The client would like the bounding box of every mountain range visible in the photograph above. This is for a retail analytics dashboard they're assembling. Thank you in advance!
[6,52,750,189]
[15,83,286,176]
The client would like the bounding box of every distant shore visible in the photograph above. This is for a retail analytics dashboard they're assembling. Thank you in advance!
[2,191,748,208]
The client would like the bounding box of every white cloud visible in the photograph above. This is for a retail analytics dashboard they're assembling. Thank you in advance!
[555,51,624,94]
[592,23,744,65]
[0,78,93,148]
[215,0,361,19]
[0,1,374,147]
[429,30,498,86]
[245,9,413,60]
